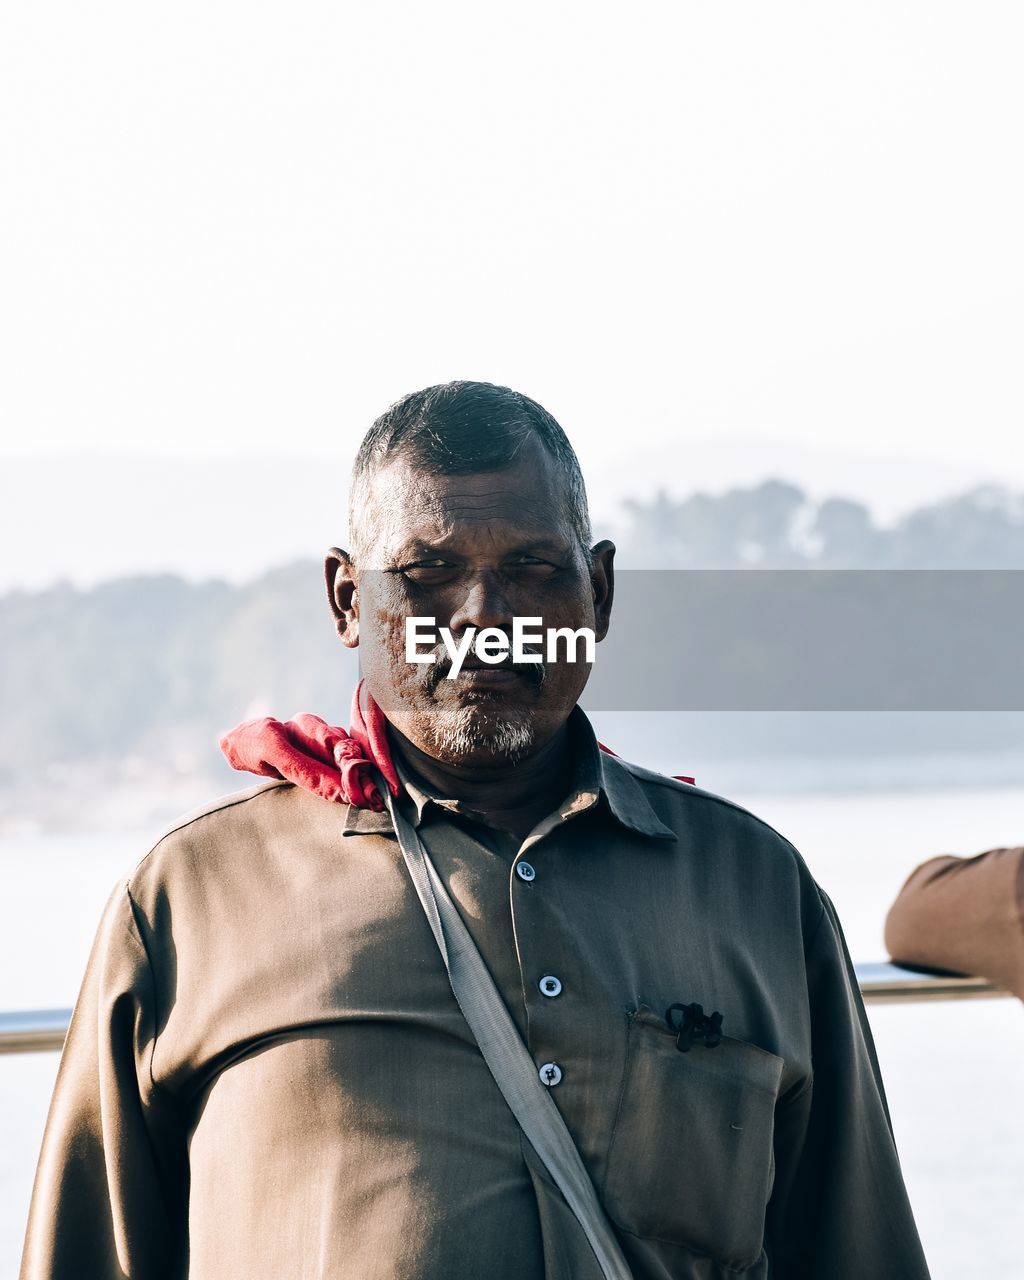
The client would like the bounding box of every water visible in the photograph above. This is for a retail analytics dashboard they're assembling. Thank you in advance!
[2,785,1022,1279]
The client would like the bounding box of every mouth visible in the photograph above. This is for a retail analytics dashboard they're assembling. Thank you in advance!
[426,657,545,695]
[457,665,525,683]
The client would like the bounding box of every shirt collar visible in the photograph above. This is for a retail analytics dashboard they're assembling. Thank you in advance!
[341,706,676,843]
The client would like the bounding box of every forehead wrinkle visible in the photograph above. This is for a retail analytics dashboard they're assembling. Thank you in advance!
[395,518,574,559]
[354,459,577,563]
[395,488,568,541]
[416,486,551,517]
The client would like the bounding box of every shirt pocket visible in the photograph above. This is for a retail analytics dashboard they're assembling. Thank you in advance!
[602,1005,784,1270]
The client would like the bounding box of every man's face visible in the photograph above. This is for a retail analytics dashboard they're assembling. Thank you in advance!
[327,437,614,767]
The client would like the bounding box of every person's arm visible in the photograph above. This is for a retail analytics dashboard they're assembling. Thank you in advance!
[885,847,1024,1000]
[20,881,187,1279]
[765,890,931,1279]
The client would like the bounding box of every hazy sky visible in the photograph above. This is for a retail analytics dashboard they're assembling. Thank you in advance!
[2,3,1022,588]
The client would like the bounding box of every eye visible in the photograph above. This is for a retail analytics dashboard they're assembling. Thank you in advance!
[398,559,459,585]
[508,555,560,577]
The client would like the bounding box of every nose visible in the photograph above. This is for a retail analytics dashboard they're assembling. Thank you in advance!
[447,571,514,635]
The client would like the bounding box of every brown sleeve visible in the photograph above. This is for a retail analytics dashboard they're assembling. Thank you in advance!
[884,846,1024,1000]
[766,891,931,1278]
[19,881,187,1279]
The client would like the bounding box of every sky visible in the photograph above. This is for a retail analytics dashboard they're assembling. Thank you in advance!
[2,2,1023,589]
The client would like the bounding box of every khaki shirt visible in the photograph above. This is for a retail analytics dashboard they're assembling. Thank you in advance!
[21,710,930,1279]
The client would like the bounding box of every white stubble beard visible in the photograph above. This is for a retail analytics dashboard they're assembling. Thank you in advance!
[426,699,536,766]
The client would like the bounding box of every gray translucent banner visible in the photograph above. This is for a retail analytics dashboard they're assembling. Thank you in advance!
[580,570,1024,711]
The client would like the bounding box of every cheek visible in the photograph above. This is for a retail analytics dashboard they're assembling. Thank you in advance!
[357,585,443,716]
[542,594,598,697]
[548,652,593,707]
[360,603,417,681]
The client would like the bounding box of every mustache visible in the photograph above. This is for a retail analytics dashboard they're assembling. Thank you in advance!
[422,640,547,694]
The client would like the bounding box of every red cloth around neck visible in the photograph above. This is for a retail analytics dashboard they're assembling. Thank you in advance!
[218,680,401,811]
[218,680,694,809]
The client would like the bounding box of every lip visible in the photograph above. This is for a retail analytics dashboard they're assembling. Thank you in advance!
[455,666,523,682]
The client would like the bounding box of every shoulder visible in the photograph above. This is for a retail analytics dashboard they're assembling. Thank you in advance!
[144,773,298,855]
[126,778,334,896]
[608,754,826,935]
[615,754,803,860]
[147,777,292,838]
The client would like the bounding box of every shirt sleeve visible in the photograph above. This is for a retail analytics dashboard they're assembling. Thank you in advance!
[884,847,1024,1000]
[20,881,187,1280]
[764,889,932,1279]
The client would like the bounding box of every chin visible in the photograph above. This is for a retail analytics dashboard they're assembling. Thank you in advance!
[426,703,537,767]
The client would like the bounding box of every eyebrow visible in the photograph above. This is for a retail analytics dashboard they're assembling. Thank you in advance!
[388,536,574,564]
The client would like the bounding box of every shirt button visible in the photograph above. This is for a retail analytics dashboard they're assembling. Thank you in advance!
[539,1062,563,1087]
[539,975,563,998]
[516,861,537,882]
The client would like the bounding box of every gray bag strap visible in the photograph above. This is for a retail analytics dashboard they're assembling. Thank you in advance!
[383,787,634,1280]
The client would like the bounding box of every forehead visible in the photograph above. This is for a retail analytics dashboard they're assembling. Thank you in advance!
[359,441,577,557]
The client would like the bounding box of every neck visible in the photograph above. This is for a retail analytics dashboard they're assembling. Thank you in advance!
[388,720,574,830]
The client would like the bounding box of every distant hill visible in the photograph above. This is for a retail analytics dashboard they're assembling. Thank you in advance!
[0,561,358,788]
[614,480,1024,568]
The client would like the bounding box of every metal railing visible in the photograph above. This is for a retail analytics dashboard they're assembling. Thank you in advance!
[854,962,1008,1004]
[0,1009,72,1055]
[0,964,1011,1056]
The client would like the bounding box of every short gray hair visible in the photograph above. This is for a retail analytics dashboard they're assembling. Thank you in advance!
[348,380,593,561]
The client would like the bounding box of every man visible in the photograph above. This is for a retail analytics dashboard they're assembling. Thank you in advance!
[21,381,930,1278]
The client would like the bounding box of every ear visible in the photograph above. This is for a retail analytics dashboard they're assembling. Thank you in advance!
[589,539,615,642]
[325,547,360,649]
